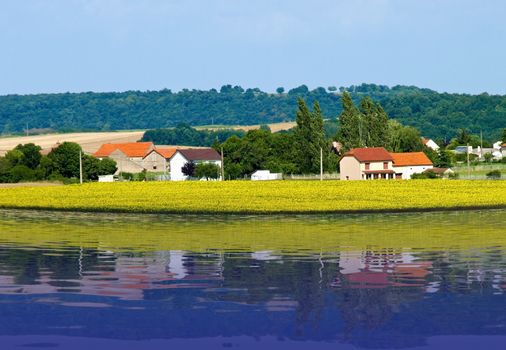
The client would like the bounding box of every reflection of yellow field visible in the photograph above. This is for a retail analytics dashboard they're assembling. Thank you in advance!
[0,131,144,156]
[0,209,504,253]
[0,180,505,215]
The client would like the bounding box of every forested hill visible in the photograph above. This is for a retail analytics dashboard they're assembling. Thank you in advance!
[0,84,504,140]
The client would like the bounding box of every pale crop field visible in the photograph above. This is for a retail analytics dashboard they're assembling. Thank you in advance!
[0,131,145,156]
[0,180,504,214]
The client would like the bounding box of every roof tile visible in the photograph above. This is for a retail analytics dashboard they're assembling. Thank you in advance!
[391,152,433,166]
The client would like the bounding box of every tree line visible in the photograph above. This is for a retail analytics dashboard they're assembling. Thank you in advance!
[215,93,504,179]
[0,142,117,183]
[141,124,245,146]
[1,84,505,140]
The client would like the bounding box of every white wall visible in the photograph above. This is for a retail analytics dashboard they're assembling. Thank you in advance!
[170,152,190,181]
[169,152,222,181]
[426,139,440,151]
[394,165,433,179]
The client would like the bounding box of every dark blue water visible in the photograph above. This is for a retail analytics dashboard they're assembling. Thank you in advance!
[0,210,505,349]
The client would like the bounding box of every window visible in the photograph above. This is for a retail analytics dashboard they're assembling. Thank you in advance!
[365,163,370,170]
[383,162,388,169]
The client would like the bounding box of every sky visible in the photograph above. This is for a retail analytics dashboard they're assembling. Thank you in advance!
[1,0,505,95]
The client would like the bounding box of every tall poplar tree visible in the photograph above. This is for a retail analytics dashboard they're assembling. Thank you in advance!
[295,98,327,173]
[337,92,363,151]
[360,96,389,148]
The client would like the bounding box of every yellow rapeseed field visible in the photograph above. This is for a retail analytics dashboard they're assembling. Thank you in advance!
[0,180,505,214]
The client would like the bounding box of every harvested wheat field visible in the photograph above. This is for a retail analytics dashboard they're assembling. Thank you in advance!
[0,131,145,156]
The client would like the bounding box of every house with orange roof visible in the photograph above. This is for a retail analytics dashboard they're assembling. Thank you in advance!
[142,148,177,173]
[390,152,433,179]
[340,147,433,180]
[93,142,155,174]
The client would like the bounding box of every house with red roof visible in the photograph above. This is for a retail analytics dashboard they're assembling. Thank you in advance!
[340,147,433,180]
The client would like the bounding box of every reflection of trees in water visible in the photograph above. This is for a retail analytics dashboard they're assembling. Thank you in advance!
[220,254,339,336]
[0,247,115,287]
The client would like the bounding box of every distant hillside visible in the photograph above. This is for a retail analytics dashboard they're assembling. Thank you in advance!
[0,84,504,140]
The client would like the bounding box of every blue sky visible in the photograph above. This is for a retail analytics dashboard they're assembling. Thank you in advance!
[1,0,505,95]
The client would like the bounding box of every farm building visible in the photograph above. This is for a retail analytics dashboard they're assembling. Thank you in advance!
[93,142,155,174]
[251,170,283,181]
[339,147,433,180]
[142,148,177,173]
[170,148,222,181]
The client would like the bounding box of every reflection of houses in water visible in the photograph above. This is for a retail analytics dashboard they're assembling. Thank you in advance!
[0,250,224,301]
[337,251,434,290]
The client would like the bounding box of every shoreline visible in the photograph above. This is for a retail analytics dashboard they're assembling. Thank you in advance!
[1,204,505,216]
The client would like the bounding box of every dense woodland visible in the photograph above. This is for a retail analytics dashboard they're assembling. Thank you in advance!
[1,84,505,140]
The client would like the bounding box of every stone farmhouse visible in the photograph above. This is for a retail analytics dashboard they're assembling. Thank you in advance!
[339,147,433,180]
[93,142,222,180]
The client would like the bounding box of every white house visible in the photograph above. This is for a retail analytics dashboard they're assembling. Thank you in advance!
[422,138,440,152]
[390,152,434,179]
[251,170,282,181]
[169,148,222,181]
[340,147,433,180]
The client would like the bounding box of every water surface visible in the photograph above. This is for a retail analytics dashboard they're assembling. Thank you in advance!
[0,210,505,349]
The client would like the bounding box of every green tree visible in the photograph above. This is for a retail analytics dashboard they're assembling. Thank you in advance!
[276,87,285,94]
[98,158,117,176]
[337,92,363,150]
[9,165,35,182]
[294,99,327,173]
[5,149,24,167]
[360,97,389,147]
[434,150,453,168]
[388,120,423,152]
[195,163,220,180]
[0,157,13,182]
[48,142,82,178]
[501,128,506,142]
[38,156,55,179]
[14,143,42,169]
[181,162,195,177]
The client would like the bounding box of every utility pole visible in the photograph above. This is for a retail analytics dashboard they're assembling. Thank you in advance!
[480,130,483,160]
[320,147,323,181]
[220,147,225,181]
[467,143,470,179]
[79,150,83,184]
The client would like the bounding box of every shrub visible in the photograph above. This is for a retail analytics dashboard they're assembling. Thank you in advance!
[486,170,501,180]
[195,163,221,180]
[9,165,35,183]
[411,171,438,179]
